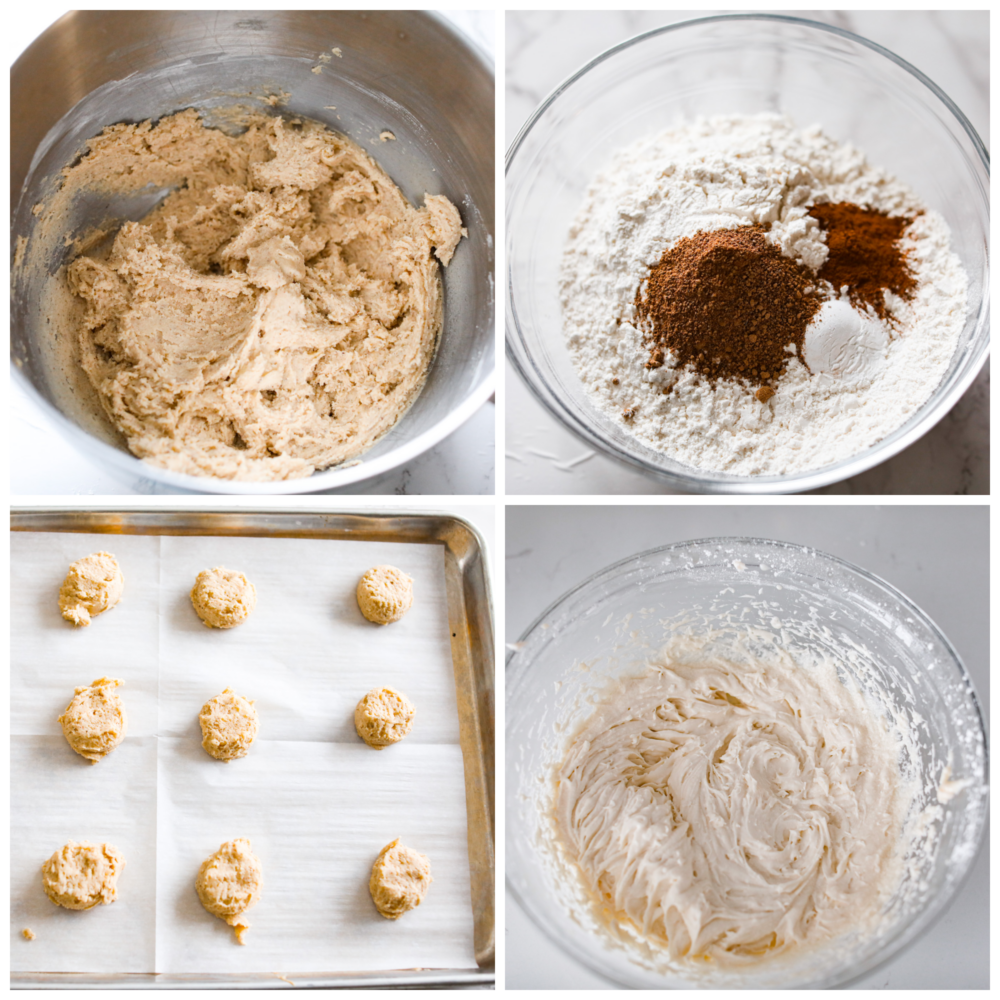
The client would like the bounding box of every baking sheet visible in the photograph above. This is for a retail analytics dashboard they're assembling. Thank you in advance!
[11,530,476,975]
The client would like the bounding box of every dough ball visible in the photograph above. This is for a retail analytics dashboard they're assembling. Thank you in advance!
[356,565,413,624]
[199,688,259,761]
[42,841,125,910]
[58,677,127,763]
[369,839,432,919]
[59,551,123,627]
[355,687,416,749]
[196,838,262,944]
[190,567,256,629]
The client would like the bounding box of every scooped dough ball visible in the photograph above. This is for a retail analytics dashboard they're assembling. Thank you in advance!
[42,841,125,910]
[59,551,123,627]
[355,687,416,749]
[199,688,259,761]
[356,565,413,624]
[196,838,262,944]
[58,677,127,763]
[369,839,432,919]
[190,567,257,629]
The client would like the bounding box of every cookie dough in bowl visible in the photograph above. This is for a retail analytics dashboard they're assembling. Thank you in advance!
[506,539,987,988]
[12,11,495,494]
[58,109,464,482]
[58,551,123,627]
[42,840,125,910]
[191,567,257,629]
[58,677,127,763]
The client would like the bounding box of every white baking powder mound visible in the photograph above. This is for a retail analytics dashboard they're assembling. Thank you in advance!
[559,114,969,477]
[803,299,889,385]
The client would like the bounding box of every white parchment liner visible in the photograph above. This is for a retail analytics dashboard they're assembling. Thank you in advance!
[11,531,476,974]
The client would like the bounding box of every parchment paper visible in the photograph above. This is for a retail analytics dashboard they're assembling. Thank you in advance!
[11,530,477,975]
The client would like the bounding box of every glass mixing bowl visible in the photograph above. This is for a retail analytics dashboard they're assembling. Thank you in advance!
[505,15,989,494]
[506,538,987,988]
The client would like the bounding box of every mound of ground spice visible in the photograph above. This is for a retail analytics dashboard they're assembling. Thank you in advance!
[634,224,821,396]
[808,202,917,320]
[633,205,918,400]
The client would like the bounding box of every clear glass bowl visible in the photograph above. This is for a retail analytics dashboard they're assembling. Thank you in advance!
[505,15,989,494]
[506,538,988,988]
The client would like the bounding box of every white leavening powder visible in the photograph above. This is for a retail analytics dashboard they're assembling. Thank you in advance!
[560,114,969,476]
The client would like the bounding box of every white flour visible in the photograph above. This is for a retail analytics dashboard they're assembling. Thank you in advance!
[560,114,968,476]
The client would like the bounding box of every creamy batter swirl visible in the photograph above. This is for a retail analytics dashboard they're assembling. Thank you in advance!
[554,644,904,967]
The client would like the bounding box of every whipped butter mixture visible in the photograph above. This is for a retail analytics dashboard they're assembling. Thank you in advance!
[46,108,464,482]
[554,638,906,968]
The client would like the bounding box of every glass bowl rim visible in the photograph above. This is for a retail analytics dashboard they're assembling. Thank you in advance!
[505,535,989,988]
[504,13,991,495]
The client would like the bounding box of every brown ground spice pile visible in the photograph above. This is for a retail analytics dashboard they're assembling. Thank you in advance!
[634,224,821,394]
[808,202,917,320]
[633,206,917,400]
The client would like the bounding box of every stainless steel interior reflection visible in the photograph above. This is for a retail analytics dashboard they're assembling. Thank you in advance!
[11,11,495,494]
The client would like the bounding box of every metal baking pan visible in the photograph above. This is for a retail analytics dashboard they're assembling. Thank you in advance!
[11,507,494,989]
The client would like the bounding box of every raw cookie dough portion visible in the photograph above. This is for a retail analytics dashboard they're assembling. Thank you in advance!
[369,839,432,919]
[58,551,123,627]
[60,109,467,482]
[355,686,416,749]
[58,677,127,763]
[196,838,262,944]
[199,688,259,761]
[42,841,125,910]
[191,567,257,629]
[356,565,413,624]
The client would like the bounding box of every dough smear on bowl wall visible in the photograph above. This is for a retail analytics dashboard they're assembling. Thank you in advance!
[38,108,466,483]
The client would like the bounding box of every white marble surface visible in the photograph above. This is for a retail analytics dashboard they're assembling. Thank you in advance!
[505,11,989,495]
[505,505,988,989]
[10,8,495,497]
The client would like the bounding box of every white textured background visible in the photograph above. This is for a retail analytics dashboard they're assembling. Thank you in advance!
[10,9,495,496]
[505,504,989,989]
[505,11,989,495]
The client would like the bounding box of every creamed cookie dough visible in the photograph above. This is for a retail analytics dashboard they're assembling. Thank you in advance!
[56,109,465,481]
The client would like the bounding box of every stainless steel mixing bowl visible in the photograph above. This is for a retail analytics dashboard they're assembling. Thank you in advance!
[11,10,494,494]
